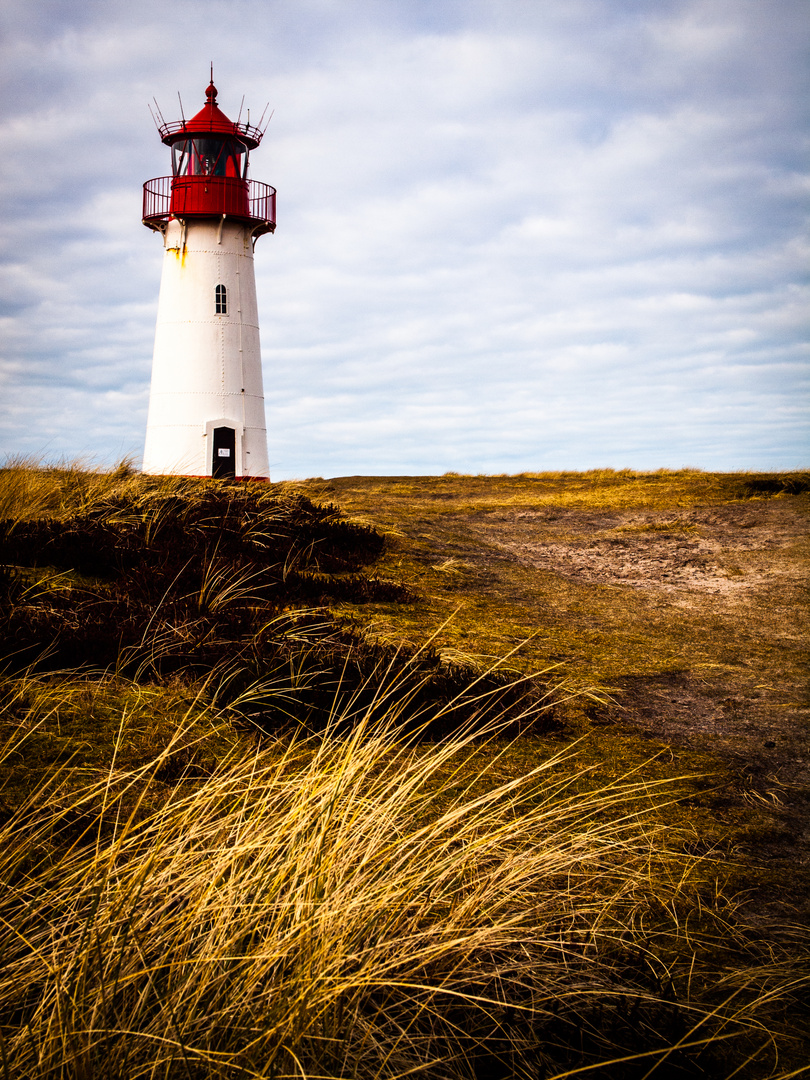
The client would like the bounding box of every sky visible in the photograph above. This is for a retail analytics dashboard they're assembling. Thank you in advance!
[0,0,808,479]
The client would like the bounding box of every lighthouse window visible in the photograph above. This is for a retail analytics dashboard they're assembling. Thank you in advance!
[172,138,247,178]
[195,139,227,176]
[231,141,248,178]
[215,284,228,315]
[172,140,191,176]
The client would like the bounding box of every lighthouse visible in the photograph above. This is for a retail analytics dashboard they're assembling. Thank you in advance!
[142,78,275,479]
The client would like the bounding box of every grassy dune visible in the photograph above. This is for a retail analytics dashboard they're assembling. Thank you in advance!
[0,462,808,1078]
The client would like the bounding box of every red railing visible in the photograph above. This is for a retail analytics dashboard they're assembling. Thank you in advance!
[142,175,172,223]
[248,181,276,231]
[142,176,276,235]
[157,118,265,147]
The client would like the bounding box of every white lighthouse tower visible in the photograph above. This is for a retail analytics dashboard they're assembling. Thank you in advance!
[142,78,275,479]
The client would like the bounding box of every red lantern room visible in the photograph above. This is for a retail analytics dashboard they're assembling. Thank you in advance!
[142,80,276,239]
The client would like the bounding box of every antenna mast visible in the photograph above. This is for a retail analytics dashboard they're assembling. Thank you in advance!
[153,97,168,128]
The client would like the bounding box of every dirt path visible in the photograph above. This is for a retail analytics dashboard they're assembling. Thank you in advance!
[477,498,806,597]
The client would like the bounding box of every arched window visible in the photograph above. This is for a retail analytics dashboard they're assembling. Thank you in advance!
[215,284,227,315]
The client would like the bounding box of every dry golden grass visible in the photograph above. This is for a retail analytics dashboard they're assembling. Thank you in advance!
[1,463,808,1077]
[0,456,198,524]
[1,664,807,1079]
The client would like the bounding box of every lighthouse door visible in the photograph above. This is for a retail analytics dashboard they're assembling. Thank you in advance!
[212,426,237,478]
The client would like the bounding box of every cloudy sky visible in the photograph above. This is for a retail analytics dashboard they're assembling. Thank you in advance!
[1,0,807,478]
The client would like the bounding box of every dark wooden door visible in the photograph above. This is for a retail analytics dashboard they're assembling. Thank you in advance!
[212,426,236,478]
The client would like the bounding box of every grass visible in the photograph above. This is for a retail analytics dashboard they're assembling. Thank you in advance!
[2,670,808,1079]
[0,461,808,1078]
[295,469,809,685]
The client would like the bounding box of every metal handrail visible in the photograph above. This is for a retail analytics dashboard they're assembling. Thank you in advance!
[142,175,172,221]
[157,119,264,146]
[247,180,276,224]
[142,176,276,232]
